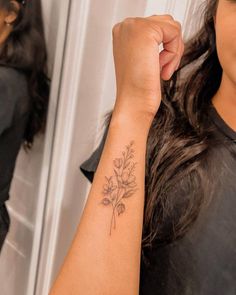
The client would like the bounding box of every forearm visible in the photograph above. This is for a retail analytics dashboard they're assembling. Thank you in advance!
[49,108,152,295]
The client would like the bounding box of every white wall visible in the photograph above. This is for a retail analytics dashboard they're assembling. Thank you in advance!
[0,0,69,294]
[34,0,207,294]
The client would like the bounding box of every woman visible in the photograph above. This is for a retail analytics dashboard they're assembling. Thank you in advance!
[0,0,50,253]
[50,0,236,294]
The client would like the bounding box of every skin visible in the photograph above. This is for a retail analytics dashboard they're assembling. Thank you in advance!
[49,15,184,295]
[112,15,184,118]
[0,1,19,46]
[212,0,236,131]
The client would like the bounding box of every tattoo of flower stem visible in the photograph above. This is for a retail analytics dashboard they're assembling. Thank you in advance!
[99,140,138,235]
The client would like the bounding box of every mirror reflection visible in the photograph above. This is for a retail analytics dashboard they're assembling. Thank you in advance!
[0,0,68,293]
[0,0,50,252]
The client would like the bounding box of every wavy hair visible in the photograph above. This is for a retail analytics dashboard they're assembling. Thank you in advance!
[142,0,222,251]
[0,0,50,151]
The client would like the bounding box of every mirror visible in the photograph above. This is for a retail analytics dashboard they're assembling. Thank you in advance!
[0,0,71,294]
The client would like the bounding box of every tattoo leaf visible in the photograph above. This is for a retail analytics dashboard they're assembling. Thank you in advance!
[114,158,123,168]
[124,161,130,169]
[123,189,136,198]
[114,169,119,177]
[116,203,125,216]
[111,194,116,201]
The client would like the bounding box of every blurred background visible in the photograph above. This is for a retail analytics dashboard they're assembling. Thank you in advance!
[0,0,205,294]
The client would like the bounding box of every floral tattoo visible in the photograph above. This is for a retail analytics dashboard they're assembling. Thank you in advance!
[99,140,138,235]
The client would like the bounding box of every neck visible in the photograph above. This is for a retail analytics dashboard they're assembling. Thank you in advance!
[211,72,236,132]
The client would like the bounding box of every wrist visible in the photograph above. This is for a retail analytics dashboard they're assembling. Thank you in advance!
[110,105,154,135]
[112,95,157,128]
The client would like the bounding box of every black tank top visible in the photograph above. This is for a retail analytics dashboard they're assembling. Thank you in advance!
[0,66,30,253]
[79,103,236,294]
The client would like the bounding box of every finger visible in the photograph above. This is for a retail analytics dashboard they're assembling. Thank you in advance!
[175,37,185,70]
[160,59,177,80]
[170,34,184,73]
[147,15,181,41]
[160,42,181,80]
[159,35,182,79]
[148,20,181,79]
[159,38,178,69]
[147,14,175,21]
[160,31,184,80]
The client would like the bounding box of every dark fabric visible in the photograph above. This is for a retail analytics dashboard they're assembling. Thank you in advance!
[0,203,10,253]
[79,102,236,295]
[0,65,30,253]
[80,124,109,183]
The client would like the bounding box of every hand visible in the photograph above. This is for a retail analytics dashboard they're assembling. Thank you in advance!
[112,14,184,121]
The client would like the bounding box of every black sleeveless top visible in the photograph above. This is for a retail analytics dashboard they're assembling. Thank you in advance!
[79,103,236,294]
[0,66,30,253]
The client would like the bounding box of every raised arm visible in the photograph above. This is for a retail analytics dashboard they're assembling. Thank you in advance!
[49,14,184,295]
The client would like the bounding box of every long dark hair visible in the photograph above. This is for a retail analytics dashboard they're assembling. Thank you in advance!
[0,0,50,151]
